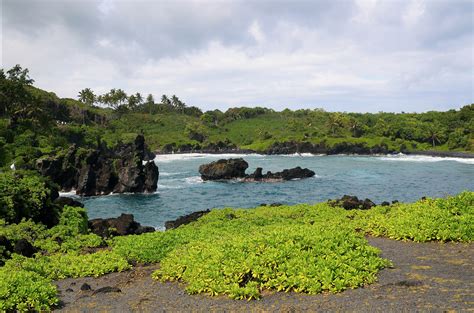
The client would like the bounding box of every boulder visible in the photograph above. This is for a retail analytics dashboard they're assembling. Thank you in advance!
[199,158,248,180]
[165,210,211,230]
[275,167,315,180]
[88,213,155,238]
[54,197,84,209]
[37,135,159,196]
[330,195,376,210]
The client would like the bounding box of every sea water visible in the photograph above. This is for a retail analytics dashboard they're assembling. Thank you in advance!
[78,154,474,229]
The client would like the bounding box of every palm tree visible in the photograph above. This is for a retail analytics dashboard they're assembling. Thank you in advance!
[348,118,361,137]
[171,95,186,113]
[145,94,155,114]
[327,113,345,136]
[77,88,95,106]
[161,95,171,107]
[426,125,444,147]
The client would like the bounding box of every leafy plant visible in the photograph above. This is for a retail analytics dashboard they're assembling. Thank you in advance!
[0,269,58,312]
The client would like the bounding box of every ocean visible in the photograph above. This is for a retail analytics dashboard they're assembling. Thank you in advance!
[69,153,474,229]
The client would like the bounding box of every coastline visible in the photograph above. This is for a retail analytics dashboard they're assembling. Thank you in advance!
[154,149,474,159]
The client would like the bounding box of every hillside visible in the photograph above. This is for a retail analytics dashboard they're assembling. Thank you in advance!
[1,65,473,169]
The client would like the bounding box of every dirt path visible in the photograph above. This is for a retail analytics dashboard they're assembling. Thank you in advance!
[54,237,474,312]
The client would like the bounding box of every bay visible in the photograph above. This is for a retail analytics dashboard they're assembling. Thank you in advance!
[79,154,474,229]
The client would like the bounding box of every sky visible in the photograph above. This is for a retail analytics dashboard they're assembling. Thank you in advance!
[1,0,473,113]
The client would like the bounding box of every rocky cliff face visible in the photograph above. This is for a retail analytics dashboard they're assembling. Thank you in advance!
[37,135,159,196]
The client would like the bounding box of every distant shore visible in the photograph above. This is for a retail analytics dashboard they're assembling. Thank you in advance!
[155,149,474,159]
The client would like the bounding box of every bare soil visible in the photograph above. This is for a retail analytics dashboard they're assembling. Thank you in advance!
[54,237,474,312]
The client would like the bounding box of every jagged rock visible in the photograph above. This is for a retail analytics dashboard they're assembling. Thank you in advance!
[13,239,37,258]
[54,197,84,208]
[330,195,376,210]
[251,167,264,180]
[88,214,155,238]
[165,210,211,230]
[37,135,159,196]
[199,159,315,182]
[264,167,315,181]
[199,158,248,180]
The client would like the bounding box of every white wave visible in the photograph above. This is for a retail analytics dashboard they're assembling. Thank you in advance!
[154,226,166,232]
[282,153,324,157]
[185,176,203,185]
[154,153,264,163]
[157,184,183,190]
[58,190,79,197]
[379,154,474,164]
[160,171,186,177]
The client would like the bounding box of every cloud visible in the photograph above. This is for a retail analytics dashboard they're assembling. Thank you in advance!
[2,0,473,112]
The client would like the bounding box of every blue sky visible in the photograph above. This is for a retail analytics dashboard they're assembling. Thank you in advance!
[2,0,473,112]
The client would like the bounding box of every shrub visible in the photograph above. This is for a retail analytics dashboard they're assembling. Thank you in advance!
[0,269,58,312]
[0,170,58,225]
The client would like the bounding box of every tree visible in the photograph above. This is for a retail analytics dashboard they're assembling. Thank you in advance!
[201,110,223,127]
[185,122,207,142]
[144,94,155,114]
[127,92,143,111]
[348,118,362,137]
[171,95,185,113]
[77,88,95,106]
[146,94,154,105]
[326,113,346,136]
[100,88,127,110]
[425,123,446,147]
[161,95,171,107]
[0,65,34,117]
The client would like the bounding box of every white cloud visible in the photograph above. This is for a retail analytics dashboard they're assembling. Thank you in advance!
[2,0,472,112]
[248,20,265,44]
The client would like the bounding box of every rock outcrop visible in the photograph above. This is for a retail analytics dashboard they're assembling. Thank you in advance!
[88,213,155,238]
[54,197,84,209]
[199,158,249,181]
[198,158,315,182]
[37,135,159,196]
[329,195,376,210]
[245,166,315,181]
[164,210,211,230]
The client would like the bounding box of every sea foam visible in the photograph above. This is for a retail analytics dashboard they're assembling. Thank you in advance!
[379,154,474,165]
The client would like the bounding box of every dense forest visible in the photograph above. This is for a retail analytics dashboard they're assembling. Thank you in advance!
[1,64,473,170]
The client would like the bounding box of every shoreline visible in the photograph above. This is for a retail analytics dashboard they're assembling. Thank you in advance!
[154,149,474,159]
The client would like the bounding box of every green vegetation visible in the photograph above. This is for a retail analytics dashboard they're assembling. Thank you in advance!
[353,191,474,242]
[0,65,472,172]
[0,170,58,225]
[0,269,58,312]
[0,191,472,310]
[0,64,473,310]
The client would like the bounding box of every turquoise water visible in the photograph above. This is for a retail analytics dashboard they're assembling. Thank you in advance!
[78,154,474,229]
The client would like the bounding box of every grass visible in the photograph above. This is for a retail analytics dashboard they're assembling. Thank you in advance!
[0,192,472,310]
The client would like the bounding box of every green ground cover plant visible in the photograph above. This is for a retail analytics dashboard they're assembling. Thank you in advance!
[0,192,472,310]
[352,191,473,242]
